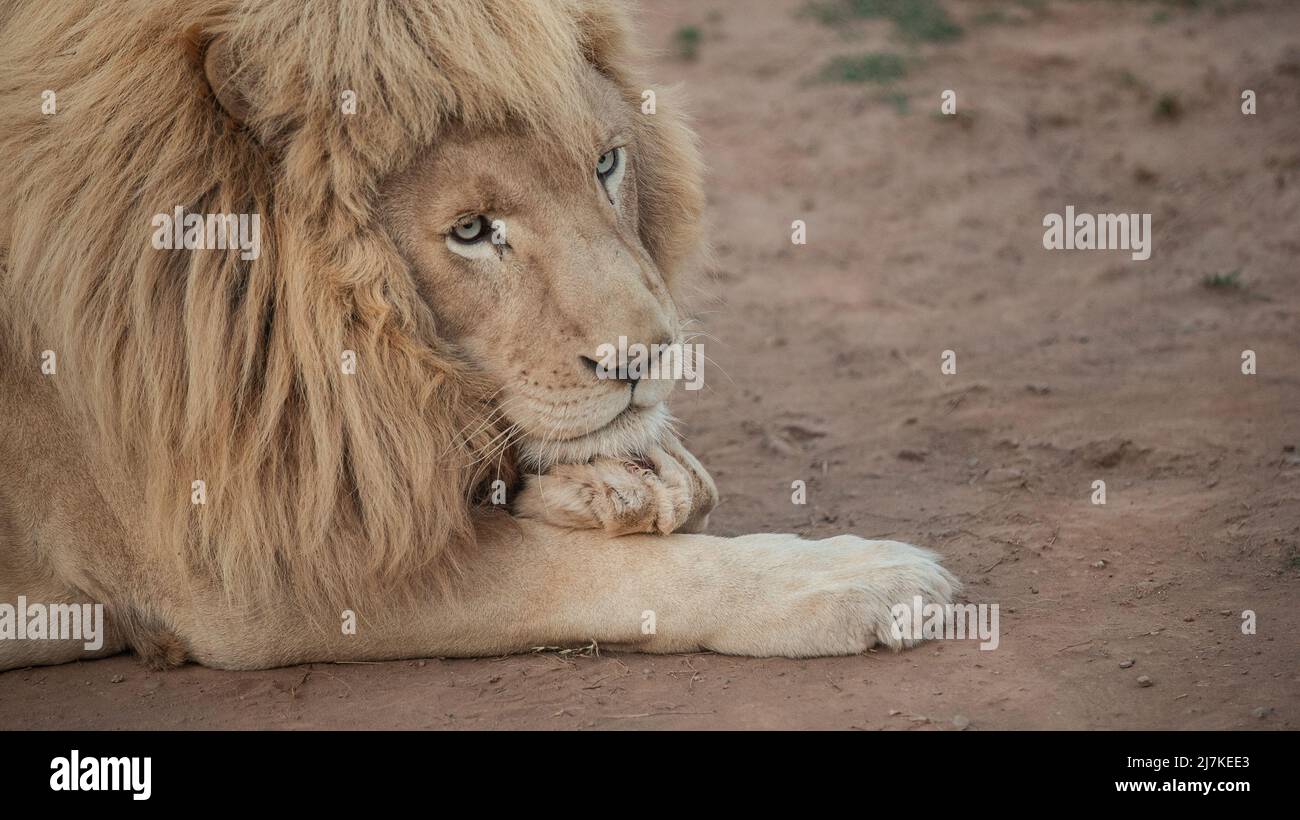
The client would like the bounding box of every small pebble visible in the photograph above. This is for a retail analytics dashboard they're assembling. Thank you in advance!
[952,714,970,730]
[1251,707,1273,719]
[1119,659,1135,669]
[1137,675,1153,687]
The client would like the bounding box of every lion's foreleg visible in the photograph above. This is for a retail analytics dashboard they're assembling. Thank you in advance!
[179,519,957,668]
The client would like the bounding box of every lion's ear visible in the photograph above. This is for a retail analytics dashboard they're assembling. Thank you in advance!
[203,35,252,125]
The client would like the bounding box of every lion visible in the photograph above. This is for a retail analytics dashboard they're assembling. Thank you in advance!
[0,0,957,672]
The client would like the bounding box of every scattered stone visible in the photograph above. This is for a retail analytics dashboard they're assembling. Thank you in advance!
[1251,706,1273,719]
[1220,610,1232,616]
[1137,675,1153,687]
[952,714,970,730]
[888,709,902,716]
[1119,659,1135,669]
[1025,383,1051,395]
[1183,615,1196,622]
[1204,477,1219,489]
[110,674,125,684]
[1092,559,1108,568]
[897,449,928,462]
[985,467,1026,485]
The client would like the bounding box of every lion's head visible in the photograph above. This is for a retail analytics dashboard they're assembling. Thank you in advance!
[0,0,704,605]
[377,63,694,468]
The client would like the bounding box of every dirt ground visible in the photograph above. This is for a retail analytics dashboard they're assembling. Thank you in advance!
[2,0,1298,730]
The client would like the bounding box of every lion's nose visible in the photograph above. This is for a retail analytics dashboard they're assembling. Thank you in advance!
[581,335,674,383]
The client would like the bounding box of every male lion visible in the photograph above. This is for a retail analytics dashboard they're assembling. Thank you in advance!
[0,0,956,671]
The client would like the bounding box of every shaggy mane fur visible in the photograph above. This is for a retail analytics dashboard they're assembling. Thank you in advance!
[0,0,704,608]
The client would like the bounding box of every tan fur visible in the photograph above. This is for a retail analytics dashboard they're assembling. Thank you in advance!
[0,0,701,613]
[0,0,957,672]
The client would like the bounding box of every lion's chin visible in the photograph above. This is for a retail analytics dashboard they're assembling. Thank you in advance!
[516,402,671,470]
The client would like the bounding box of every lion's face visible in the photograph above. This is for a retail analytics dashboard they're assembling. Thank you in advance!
[383,70,683,467]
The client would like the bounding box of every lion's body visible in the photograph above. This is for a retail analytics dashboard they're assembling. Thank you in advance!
[0,0,955,672]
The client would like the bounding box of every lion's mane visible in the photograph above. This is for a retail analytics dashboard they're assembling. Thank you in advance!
[0,0,704,607]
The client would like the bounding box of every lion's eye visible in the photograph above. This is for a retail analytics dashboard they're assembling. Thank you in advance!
[596,147,625,203]
[450,215,489,243]
[596,149,618,178]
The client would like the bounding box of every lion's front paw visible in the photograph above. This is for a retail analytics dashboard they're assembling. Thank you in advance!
[513,443,717,536]
[841,538,962,652]
[705,535,961,657]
